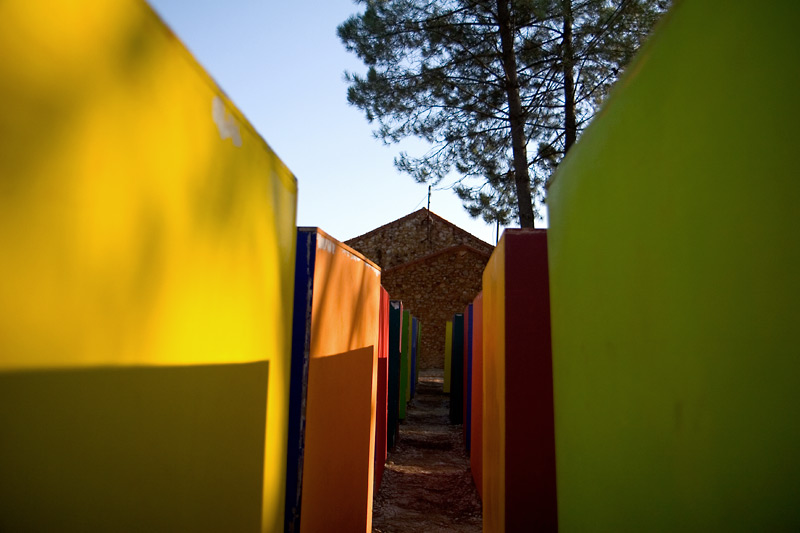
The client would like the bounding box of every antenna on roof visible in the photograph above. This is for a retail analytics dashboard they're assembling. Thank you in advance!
[427,185,431,212]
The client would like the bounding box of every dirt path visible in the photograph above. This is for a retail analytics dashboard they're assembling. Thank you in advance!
[372,369,482,533]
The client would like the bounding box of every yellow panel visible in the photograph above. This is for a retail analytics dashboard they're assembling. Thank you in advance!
[0,0,297,369]
[482,236,506,532]
[0,2,297,531]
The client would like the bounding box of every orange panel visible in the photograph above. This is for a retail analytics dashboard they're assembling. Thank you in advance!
[482,236,506,532]
[299,229,381,533]
[308,230,381,358]
[300,346,376,533]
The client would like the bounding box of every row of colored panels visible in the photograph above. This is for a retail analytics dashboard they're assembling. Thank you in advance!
[387,300,421,431]
[448,1,800,530]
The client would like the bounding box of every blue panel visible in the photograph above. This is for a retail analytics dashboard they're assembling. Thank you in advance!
[449,314,465,424]
[387,301,403,449]
[285,228,316,533]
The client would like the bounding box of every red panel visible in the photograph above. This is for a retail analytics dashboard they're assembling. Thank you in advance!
[470,292,484,499]
[504,230,556,531]
[375,287,390,491]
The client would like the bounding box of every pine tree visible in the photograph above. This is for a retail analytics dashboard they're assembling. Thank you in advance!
[338,0,670,227]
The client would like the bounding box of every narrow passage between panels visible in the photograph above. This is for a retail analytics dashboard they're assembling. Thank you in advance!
[372,369,482,533]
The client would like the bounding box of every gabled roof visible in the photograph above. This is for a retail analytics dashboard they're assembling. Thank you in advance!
[346,208,493,249]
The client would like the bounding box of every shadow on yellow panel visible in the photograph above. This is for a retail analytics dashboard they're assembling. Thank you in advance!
[0,362,269,532]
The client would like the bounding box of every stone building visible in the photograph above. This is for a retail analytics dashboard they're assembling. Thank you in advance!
[346,208,493,369]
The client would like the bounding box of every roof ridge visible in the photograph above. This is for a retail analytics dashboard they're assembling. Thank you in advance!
[345,209,427,243]
[346,207,494,248]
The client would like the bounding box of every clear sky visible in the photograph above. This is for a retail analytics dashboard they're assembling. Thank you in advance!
[146,0,539,245]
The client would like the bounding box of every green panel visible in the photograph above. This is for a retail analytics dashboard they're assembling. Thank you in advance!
[399,310,411,420]
[0,363,268,532]
[547,2,800,530]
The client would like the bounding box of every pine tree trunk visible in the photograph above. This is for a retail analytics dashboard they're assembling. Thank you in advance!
[563,0,577,153]
[497,0,535,228]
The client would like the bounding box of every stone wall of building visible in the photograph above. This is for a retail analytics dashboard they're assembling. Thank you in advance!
[346,208,493,369]
[381,246,488,369]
